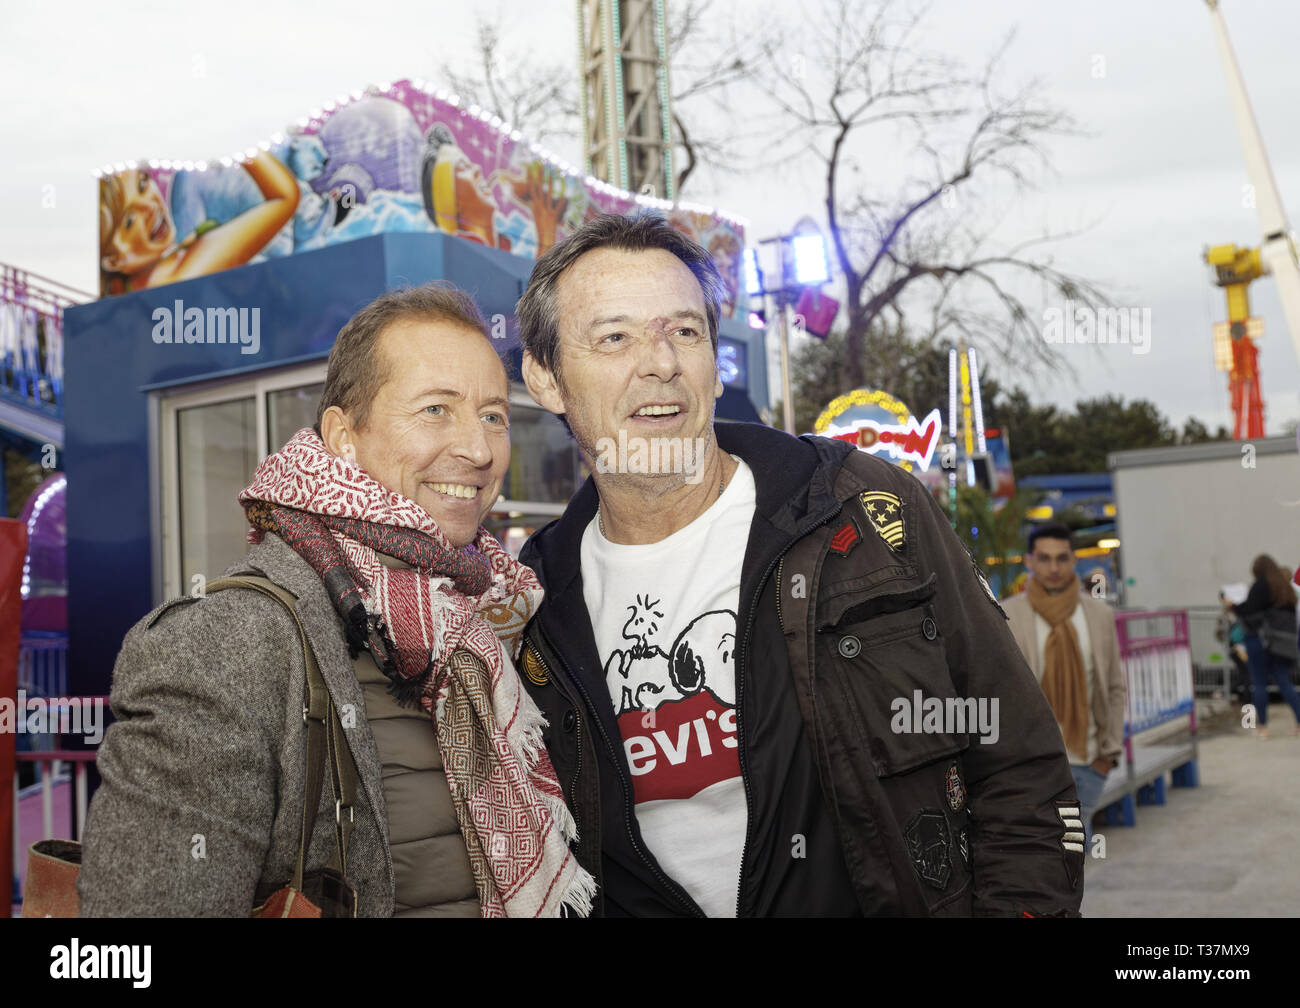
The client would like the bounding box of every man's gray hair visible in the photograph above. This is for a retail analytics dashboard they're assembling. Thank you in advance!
[515,212,727,379]
[314,282,492,433]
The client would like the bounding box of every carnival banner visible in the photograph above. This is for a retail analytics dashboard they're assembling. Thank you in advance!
[96,80,746,302]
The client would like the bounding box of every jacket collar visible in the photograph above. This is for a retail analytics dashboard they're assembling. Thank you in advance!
[519,422,853,775]
[520,420,853,597]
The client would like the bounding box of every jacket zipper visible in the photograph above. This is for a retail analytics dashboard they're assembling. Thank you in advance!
[734,502,843,917]
[775,557,785,635]
[537,623,704,917]
[525,644,583,806]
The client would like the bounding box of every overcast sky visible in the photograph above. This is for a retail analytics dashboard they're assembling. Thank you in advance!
[3,0,1298,436]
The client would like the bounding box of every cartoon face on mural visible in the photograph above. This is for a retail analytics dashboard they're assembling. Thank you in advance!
[99,170,176,278]
[98,152,300,296]
[97,80,746,298]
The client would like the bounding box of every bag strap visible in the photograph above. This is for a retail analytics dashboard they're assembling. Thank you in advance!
[204,574,354,890]
[326,691,358,872]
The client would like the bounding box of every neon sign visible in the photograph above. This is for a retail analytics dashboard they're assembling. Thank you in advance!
[813,389,940,472]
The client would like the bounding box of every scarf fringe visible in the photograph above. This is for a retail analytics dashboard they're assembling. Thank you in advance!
[510,680,595,916]
[561,862,598,918]
[508,713,551,776]
[533,786,595,918]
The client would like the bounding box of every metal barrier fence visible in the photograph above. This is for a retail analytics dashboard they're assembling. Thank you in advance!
[1187,604,1300,696]
[1117,610,1195,735]
[1099,610,1199,829]
[17,631,67,700]
[9,631,84,911]
[14,748,96,841]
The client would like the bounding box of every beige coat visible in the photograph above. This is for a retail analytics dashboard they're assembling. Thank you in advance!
[1001,590,1126,765]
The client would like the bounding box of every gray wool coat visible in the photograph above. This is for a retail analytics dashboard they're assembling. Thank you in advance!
[78,533,407,917]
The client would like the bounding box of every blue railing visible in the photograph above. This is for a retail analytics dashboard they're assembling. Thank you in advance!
[0,263,91,422]
[17,631,68,700]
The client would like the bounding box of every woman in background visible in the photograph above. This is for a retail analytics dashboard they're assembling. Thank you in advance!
[1229,553,1300,738]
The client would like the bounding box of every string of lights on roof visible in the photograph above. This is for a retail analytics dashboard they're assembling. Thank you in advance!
[89,78,747,229]
[21,474,64,600]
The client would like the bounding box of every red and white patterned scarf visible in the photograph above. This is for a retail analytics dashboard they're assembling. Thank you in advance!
[240,429,595,918]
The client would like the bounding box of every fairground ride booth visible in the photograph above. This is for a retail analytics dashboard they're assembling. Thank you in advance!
[62,80,764,702]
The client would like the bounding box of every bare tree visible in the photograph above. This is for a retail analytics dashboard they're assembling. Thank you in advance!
[667,0,765,194]
[759,0,1109,390]
[438,16,581,152]
[438,3,762,198]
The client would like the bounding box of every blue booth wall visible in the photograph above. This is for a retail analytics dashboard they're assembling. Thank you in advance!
[63,232,533,694]
[63,231,766,694]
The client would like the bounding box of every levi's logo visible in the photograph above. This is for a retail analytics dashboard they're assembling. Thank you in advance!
[619,690,739,803]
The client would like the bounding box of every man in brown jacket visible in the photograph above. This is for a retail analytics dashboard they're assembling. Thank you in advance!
[514,212,1085,916]
[1001,523,1127,852]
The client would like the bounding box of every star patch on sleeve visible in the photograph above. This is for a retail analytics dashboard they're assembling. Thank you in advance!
[858,491,905,552]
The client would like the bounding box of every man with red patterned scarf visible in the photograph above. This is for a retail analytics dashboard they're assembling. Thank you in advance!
[80,284,594,917]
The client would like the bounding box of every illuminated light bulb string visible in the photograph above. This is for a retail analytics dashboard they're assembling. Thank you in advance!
[88,80,747,229]
[21,474,65,600]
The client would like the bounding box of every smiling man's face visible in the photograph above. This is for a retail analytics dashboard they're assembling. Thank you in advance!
[527,246,722,478]
[344,317,510,547]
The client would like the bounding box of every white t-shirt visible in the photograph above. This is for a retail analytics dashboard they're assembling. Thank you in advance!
[1033,601,1097,766]
[581,457,754,918]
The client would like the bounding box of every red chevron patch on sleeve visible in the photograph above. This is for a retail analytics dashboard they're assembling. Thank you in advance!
[829,519,861,556]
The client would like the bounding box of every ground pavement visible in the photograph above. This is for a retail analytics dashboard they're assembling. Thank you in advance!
[1082,702,1300,917]
[12,708,1296,917]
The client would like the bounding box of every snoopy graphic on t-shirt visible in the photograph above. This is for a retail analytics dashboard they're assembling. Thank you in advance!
[605,598,737,716]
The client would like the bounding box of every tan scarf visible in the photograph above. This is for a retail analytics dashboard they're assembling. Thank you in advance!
[1026,572,1089,760]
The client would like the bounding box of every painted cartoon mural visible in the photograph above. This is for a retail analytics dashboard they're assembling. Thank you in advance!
[96,80,747,300]
[98,153,300,296]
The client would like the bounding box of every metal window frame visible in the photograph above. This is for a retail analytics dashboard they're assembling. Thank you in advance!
[155,362,328,603]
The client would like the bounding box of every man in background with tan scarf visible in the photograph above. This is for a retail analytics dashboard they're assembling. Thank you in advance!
[1002,523,1126,852]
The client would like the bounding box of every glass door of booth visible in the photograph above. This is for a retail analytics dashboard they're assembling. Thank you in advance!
[159,365,326,601]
